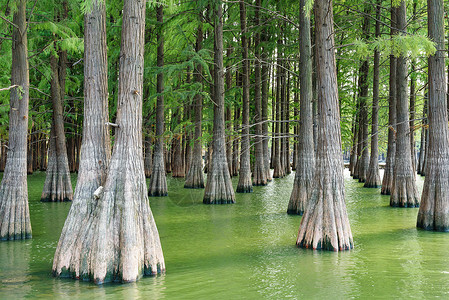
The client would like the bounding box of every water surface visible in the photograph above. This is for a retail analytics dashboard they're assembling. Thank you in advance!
[1,170,448,299]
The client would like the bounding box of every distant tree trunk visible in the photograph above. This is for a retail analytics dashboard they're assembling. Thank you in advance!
[27,130,34,174]
[288,0,315,215]
[41,52,73,202]
[225,48,233,176]
[172,133,185,177]
[417,0,449,230]
[410,62,416,171]
[144,135,152,178]
[232,104,240,177]
[282,62,291,175]
[261,54,271,181]
[272,46,284,178]
[149,5,168,196]
[236,0,252,193]
[390,1,419,207]
[364,0,381,188]
[53,0,111,278]
[297,0,353,251]
[0,0,32,240]
[40,135,48,171]
[252,0,267,186]
[54,0,165,283]
[203,1,235,204]
[417,97,427,175]
[381,4,397,195]
[349,116,358,176]
[185,23,204,189]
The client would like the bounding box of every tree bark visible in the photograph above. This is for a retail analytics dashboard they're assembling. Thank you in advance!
[54,0,165,283]
[381,4,397,195]
[272,44,284,179]
[231,104,240,177]
[203,1,235,204]
[144,135,153,178]
[261,37,271,181]
[149,5,168,196]
[390,1,419,207]
[288,0,315,215]
[417,0,449,230]
[297,0,353,251]
[0,0,32,240]
[236,0,252,193]
[252,0,267,186]
[185,23,205,189]
[53,0,111,278]
[417,97,427,175]
[364,0,382,188]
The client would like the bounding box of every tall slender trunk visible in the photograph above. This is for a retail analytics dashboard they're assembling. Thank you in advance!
[381,3,397,195]
[252,0,267,186]
[236,0,252,193]
[203,1,235,204]
[417,0,449,230]
[297,0,353,251]
[410,61,416,171]
[149,5,168,196]
[364,0,382,188]
[185,23,205,189]
[144,135,153,178]
[288,0,315,215]
[273,42,284,178]
[390,1,419,207]
[0,0,32,240]
[232,101,240,177]
[417,96,427,175]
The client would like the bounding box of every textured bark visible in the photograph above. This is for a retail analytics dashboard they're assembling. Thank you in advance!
[252,0,267,186]
[390,1,419,207]
[231,105,240,177]
[144,135,152,178]
[410,61,416,171]
[172,133,185,178]
[149,5,168,197]
[381,5,397,195]
[225,48,233,177]
[53,0,111,278]
[41,53,73,202]
[364,0,381,188]
[236,0,252,193]
[203,1,235,204]
[27,130,34,174]
[417,0,449,231]
[0,0,32,240]
[261,53,271,181]
[282,63,291,175]
[272,49,284,179]
[54,0,165,283]
[297,0,353,251]
[288,0,315,215]
[185,23,204,189]
[417,97,427,175]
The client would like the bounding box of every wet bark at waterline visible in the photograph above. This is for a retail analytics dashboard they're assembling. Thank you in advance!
[296,0,353,251]
[0,0,32,240]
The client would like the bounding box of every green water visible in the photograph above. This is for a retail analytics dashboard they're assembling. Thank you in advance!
[1,170,449,299]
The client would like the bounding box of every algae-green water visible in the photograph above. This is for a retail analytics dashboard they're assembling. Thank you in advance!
[1,169,449,299]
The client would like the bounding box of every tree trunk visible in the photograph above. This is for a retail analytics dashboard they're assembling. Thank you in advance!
[149,5,168,196]
[54,0,165,283]
[364,0,382,188]
[236,0,252,193]
[252,0,267,186]
[0,0,32,240]
[381,4,397,195]
[297,0,353,251]
[225,48,233,176]
[410,61,416,171]
[288,0,315,215]
[390,1,419,207]
[27,129,34,174]
[203,1,235,204]
[417,97,427,175]
[417,0,449,230]
[144,135,152,178]
[185,23,205,189]
[232,104,240,177]
[53,0,111,278]
[272,46,284,179]
[41,53,74,202]
[261,50,271,181]
[172,133,185,177]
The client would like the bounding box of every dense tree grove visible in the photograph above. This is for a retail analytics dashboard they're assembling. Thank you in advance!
[0,0,448,284]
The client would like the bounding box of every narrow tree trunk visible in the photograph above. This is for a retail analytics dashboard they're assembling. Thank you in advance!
[225,48,233,176]
[203,1,235,204]
[390,1,419,207]
[261,40,271,181]
[27,130,34,174]
[41,51,73,202]
[149,5,168,196]
[185,23,205,189]
[144,135,152,178]
[417,0,449,230]
[417,97,427,175]
[381,4,397,195]
[53,0,111,278]
[252,0,267,186]
[410,62,416,171]
[236,0,252,193]
[172,133,185,177]
[297,0,353,251]
[288,0,315,215]
[0,0,32,240]
[232,105,240,177]
[364,0,382,188]
[273,46,284,178]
